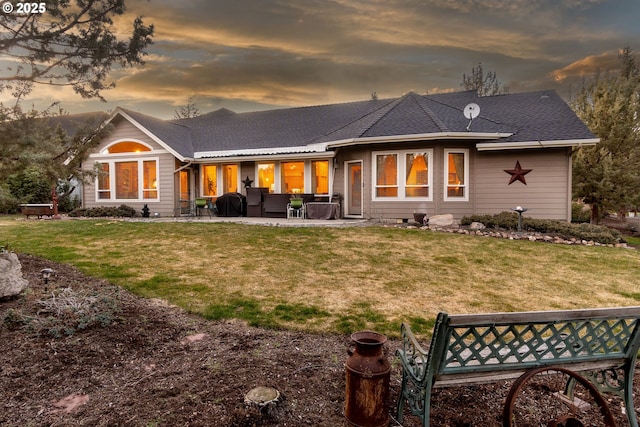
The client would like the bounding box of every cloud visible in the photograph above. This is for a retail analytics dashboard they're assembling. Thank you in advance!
[549,51,621,82]
[9,0,640,115]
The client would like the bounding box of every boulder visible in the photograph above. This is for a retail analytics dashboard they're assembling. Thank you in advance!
[469,221,486,230]
[428,214,455,227]
[0,252,29,298]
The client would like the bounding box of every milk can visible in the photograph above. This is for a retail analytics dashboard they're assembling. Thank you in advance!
[344,331,390,427]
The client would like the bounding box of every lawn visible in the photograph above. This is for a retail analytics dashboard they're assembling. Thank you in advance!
[2,217,639,337]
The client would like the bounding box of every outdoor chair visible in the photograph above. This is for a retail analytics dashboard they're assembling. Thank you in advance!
[287,198,305,219]
[195,198,213,217]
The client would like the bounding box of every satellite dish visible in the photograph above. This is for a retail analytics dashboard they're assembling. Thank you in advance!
[463,103,480,131]
[463,103,480,120]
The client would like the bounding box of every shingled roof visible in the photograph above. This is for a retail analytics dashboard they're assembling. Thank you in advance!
[108,89,597,161]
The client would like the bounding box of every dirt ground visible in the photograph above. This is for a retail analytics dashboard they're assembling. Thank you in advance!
[1,254,639,427]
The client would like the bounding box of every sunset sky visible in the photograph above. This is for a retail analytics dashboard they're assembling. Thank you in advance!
[14,0,640,118]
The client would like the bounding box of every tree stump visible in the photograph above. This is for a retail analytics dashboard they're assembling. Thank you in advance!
[244,386,281,416]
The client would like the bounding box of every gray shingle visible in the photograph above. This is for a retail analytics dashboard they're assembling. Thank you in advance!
[114,90,595,158]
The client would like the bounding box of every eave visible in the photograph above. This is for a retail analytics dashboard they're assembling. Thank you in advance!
[476,138,600,151]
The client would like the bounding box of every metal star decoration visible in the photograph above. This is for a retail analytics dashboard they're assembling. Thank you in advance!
[504,161,532,185]
[242,176,254,188]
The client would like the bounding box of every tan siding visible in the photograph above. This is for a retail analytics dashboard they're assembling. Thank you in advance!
[83,119,572,221]
[99,119,165,151]
[335,145,571,221]
[82,118,177,217]
[474,149,570,220]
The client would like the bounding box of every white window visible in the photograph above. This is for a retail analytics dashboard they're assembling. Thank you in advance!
[253,160,331,195]
[96,158,159,201]
[372,150,433,200]
[444,149,469,201]
[95,141,159,202]
[200,163,240,196]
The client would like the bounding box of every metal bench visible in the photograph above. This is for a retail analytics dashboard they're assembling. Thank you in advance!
[19,203,54,219]
[396,307,640,427]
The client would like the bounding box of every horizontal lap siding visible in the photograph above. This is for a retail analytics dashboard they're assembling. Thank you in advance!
[82,119,177,217]
[474,149,570,220]
[336,145,571,221]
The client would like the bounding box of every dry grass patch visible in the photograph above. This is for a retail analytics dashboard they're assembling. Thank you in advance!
[1,218,639,336]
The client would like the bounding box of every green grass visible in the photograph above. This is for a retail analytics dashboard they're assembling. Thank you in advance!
[2,217,640,338]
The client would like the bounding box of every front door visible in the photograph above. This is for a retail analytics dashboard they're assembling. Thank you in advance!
[345,160,363,217]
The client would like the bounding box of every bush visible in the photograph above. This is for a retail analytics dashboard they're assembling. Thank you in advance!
[2,286,121,338]
[461,211,624,245]
[67,204,138,218]
[572,203,591,224]
[6,167,51,204]
[0,185,19,214]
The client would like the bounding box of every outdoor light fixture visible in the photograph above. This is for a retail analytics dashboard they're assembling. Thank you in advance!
[512,206,528,233]
[41,268,54,284]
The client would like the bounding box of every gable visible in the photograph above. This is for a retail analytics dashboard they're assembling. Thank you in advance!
[96,116,169,153]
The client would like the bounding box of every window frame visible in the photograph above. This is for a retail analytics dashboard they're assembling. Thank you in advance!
[311,159,330,195]
[199,163,241,197]
[372,149,433,201]
[95,156,160,202]
[252,159,331,195]
[443,148,469,202]
[257,162,276,193]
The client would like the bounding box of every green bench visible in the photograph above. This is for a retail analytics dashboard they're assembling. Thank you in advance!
[396,306,640,427]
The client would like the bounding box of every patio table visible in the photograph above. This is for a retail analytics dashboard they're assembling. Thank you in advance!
[305,202,340,220]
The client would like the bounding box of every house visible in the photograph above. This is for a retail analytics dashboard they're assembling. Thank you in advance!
[82,90,598,221]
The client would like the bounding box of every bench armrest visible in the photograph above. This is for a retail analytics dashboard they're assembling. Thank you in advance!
[396,323,431,385]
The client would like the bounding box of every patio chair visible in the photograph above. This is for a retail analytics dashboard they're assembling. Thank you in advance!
[287,197,305,219]
[195,198,213,217]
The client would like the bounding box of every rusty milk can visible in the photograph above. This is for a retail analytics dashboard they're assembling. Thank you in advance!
[344,330,390,427]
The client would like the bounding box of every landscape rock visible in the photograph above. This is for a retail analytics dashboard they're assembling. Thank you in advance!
[0,252,29,298]
[469,221,486,230]
[428,214,455,228]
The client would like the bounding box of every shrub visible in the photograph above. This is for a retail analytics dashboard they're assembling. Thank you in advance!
[461,211,624,245]
[572,202,591,224]
[2,286,121,338]
[6,167,51,203]
[67,204,138,218]
[0,185,19,214]
[116,204,137,217]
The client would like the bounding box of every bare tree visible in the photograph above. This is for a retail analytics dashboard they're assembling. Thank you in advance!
[461,62,509,96]
[174,96,200,119]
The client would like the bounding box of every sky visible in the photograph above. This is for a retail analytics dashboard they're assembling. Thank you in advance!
[10,0,640,119]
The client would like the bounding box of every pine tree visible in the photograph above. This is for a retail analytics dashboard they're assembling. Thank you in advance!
[572,47,640,222]
[0,0,154,210]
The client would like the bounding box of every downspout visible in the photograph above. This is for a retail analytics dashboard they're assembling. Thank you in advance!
[329,148,339,203]
[567,148,573,223]
[174,161,193,173]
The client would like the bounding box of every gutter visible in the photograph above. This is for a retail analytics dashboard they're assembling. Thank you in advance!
[325,132,513,148]
[476,138,600,151]
[195,144,332,161]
